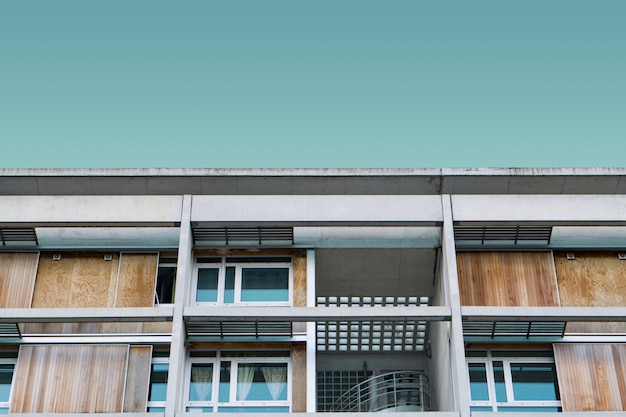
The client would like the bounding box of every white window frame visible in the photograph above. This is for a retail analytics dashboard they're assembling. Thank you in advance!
[185,353,291,412]
[0,357,16,413]
[466,351,561,412]
[146,356,169,412]
[192,257,293,306]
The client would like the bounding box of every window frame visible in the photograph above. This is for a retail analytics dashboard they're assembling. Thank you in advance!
[192,257,293,306]
[146,356,169,412]
[466,351,561,412]
[185,353,291,412]
[0,357,16,413]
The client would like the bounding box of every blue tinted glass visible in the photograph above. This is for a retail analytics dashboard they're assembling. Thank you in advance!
[218,406,289,412]
[0,365,13,402]
[219,361,231,402]
[196,268,219,302]
[510,363,559,401]
[493,361,507,402]
[148,363,168,401]
[147,407,165,412]
[241,268,288,302]
[470,406,494,411]
[189,364,213,401]
[237,363,287,401]
[498,406,560,412]
[468,363,489,401]
[224,267,235,304]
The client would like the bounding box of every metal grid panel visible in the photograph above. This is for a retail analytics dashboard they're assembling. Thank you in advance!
[316,370,372,412]
[0,228,38,245]
[316,296,429,352]
[454,225,552,246]
[192,226,293,245]
[462,320,566,338]
[185,320,292,340]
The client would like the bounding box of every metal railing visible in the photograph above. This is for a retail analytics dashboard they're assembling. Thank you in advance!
[332,371,430,412]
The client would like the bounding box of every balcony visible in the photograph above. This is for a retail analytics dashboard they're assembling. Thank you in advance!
[332,371,430,413]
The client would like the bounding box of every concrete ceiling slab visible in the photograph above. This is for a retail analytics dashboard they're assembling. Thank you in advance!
[291,177,347,195]
[506,176,565,194]
[236,177,293,194]
[561,176,620,194]
[91,177,149,194]
[315,248,437,297]
[0,177,40,195]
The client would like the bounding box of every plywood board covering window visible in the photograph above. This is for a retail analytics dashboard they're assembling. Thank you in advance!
[116,253,158,307]
[554,343,626,411]
[456,251,559,306]
[10,345,128,413]
[0,252,38,308]
[554,251,626,333]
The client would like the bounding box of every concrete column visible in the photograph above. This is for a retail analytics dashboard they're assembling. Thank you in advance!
[306,249,317,412]
[441,195,471,417]
[165,195,193,417]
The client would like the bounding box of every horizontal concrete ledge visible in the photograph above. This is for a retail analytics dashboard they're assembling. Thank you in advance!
[472,413,626,417]
[462,306,626,322]
[184,306,451,322]
[0,307,174,323]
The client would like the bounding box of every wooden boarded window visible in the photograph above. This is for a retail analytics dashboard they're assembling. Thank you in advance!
[11,345,128,413]
[554,251,626,333]
[554,343,626,411]
[0,252,39,308]
[456,251,559,306]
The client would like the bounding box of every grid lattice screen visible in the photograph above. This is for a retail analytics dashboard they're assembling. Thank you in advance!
[316,296,429,352]
[316,370,373,412]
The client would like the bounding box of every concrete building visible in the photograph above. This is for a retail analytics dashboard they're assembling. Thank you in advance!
[1,168,626,417]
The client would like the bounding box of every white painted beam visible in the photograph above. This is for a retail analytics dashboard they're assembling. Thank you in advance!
[294,226,440,248]
[183,306,451,322]
[192,195,442,224]
[462,306,626,321]
[0,307,173,323]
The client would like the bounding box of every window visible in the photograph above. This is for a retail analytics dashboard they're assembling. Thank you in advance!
[0,356,16,414]
[155,256,177,305]
[467,351,561,412]
[193,257,292,305]
[147,352,169,412]
[186,352,290,413]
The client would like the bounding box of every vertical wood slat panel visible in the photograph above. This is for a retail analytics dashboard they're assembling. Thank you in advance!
[456,251,559,306]
[11,345,128,413]
[293,250,307,307]
[554,343,626,411]
[0,252,39,308]
[123,345,152,412]
[291,343,306,413]
[116,253,158,307]
[31,252,119,308]
[555,251,626,333]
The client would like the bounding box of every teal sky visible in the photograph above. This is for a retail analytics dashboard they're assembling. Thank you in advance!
[1,1,624,168]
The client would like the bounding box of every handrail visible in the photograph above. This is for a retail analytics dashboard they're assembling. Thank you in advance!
[331,371,430,412]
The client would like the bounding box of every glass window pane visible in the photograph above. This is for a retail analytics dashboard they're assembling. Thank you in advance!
[237,363,287,401]
[241,268,288,302]
[497,406,561,412]
[148,363,169,402]
[189,364,214,401]
[493,360,507,402]
[224,267,235,304]
[0,365,13,402]
[196,268,219,302]
[468,362,489,401]
[219,361,231,403]
[510,363,559,401]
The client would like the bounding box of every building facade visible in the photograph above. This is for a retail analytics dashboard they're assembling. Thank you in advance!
[1,168,626,417]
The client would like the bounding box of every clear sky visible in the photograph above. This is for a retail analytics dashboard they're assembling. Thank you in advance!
[1,1,624,168]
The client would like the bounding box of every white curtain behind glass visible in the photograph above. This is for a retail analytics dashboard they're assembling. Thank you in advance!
[237,364,255,400]
[191,365,213,401]
[261,366,287,400]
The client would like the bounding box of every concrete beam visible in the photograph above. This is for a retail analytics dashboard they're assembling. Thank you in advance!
[294,226,441,248]
[183,306,451,322]
[462,306,626,322]
[0,307,173,323]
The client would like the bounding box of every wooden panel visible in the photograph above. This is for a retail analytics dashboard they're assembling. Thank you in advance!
[116,253,158,307]
[0,252,38,308]
[555,251,626,333]
[11,344,128,413]
[554,343,626,411]
[456,251,559,306]
[123,345,152,412]
[32,252,119,308]
[291,343,306,412]
[293,250,307,307]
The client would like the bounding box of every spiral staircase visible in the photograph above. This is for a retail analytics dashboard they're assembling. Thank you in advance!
[331,371,431,413]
